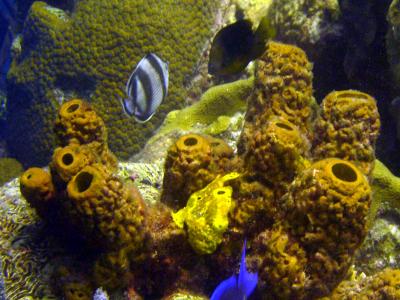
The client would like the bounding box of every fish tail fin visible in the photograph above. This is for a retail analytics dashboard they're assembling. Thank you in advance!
[238,239,258,297]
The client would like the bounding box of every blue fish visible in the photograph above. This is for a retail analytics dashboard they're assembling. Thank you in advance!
[121,53,169,123]
[211,240,258,300]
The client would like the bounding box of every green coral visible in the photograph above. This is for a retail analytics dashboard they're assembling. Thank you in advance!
[0,157,24,186]
[6,0,221,166]
[172,172,240,255]
[371,159,400,214]
[157,77,254,136]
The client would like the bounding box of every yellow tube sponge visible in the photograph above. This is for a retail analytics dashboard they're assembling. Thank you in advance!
[246,41,315,134]
[253,224,307,299]
[172,172,240,255]
[51,144,99,183]
[243,116,310,194]
[283,158,371,297]
[312,90,380,176]
[67,164,145,250]
[162,134,234,210]
[20,167,55,218]
[54,99,117,170]
[93,248,131,290]
[55,99,107,147]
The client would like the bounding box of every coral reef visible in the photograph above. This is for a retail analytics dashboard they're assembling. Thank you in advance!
[243,116,310,196]
[0,157,23,186]
[252,224,307,299]
[67,164,146,251]
[50,99,117,183]
[232,0,273,25]
[6,0,221,167]
[162,290,208,300]
[54,99,107,149]
[3,40,388,299]
[232,41,378,299]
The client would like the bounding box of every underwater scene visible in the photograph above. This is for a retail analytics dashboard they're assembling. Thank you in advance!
[2,0,400,299]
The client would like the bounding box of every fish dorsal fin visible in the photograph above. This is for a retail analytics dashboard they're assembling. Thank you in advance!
[238,239,258,297]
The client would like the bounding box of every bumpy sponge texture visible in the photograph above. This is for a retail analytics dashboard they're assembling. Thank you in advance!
[283,158,372,297]
[54,99,107,147]
[246,41,315,134]
[51,144,99,183]
[244,116,310,191]
[67,164,146,251]
[20,167,55,218]
[162,134,234,210]
[312,90,380,176]
[253,224,307,300]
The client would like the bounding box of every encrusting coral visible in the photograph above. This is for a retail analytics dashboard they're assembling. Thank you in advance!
[14,40,394,299]
[158,77,254,136]
[371,159,400,214]
[6,0,221,167]
[0,157,24,186]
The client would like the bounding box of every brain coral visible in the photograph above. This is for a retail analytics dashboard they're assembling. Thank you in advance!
[6,0,221,166]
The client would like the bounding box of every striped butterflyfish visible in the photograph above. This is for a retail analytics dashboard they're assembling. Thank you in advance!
[121,53,169,122]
